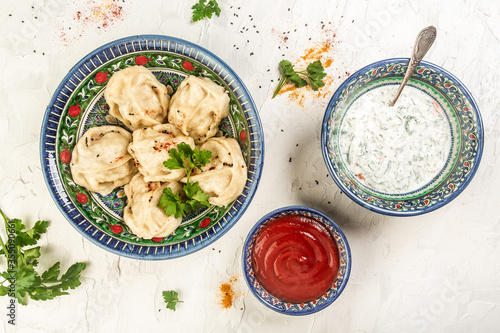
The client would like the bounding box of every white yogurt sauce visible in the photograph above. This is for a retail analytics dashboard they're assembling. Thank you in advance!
[338,85,451,194]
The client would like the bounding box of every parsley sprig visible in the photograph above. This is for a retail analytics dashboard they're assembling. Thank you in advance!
[158,143,212,218]
[272,59,327,98]
[0,208,86,305]
[192,0,221,22]
[163,290,183,311]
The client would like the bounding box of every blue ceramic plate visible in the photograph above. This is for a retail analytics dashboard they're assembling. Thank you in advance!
[40,35,264,259]
[242,206,351,315]
[321,58,483,216]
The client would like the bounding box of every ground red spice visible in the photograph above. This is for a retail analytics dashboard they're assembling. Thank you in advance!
[58,0,126,46]
[75,0,124,28]
[218,275,241,309]
[275,22,340,107]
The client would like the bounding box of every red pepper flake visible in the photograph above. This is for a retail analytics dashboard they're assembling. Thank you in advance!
[58,1,127,46]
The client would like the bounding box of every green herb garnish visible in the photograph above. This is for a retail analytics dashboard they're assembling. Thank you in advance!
[192,0,221,22]
[163,290,183,311]
[0,208,86,305]
[272,59,327,98]
[158,143,212,218]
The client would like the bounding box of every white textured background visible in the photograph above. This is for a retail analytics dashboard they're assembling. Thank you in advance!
[1,0,500,332]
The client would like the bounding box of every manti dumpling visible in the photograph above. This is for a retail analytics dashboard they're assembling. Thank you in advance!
[70,126,137,196]
[123,173,182,239]
[104,66,170,131]
[168,75,230,144]
[127,124,195,182]
[183,137,247,206]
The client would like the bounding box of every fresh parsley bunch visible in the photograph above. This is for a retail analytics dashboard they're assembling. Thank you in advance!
[192,0,221,22]
[0,208,86,305]
[158,143,212,218]
[272,59,327,98]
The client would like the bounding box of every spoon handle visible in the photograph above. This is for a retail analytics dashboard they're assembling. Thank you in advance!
[390,26,437,107]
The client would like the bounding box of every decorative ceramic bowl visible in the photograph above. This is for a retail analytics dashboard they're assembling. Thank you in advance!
[40,35,264,259]
[321,58,483,216]
[242,206,351,315]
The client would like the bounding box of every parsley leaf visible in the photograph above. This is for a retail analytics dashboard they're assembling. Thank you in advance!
[0,207,87,305]
[305,60,327,90]
[158,187,189,219]
[163,290,183,311]
[159,143,212,218]
[272,59,326,98]
[192,0,221,22]
[184,182,211,211]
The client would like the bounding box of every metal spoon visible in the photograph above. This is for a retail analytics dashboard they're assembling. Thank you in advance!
[389,26,437,106]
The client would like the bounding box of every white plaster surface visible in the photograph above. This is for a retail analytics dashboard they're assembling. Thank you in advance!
[1,0,500,332]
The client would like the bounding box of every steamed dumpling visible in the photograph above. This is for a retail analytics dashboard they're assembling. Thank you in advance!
[70,126,138,196]
[127,124,195,182]
[123,173,182,239]
[182,137,247,206]
[168,75,230,144]
[104,66,170,131]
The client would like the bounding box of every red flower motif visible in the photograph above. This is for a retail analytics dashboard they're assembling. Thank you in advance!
[76,191,88,204]
[60,148,71,163]
[95,71,109,83]
[109,224,123,234]
[68,103,81,117]
[239,130,247,143]
[135,56,151,65]
[198,218,211,229]
[182,61,194,71]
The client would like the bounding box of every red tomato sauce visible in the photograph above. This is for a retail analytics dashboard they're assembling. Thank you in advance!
[251,215,339,303]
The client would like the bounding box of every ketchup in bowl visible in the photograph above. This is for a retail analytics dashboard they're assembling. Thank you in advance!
[251,214,340,304]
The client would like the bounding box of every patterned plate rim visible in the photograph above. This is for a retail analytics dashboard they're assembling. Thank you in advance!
[40,35,265,260]
[321,58,484,216]
[242,206,352,315]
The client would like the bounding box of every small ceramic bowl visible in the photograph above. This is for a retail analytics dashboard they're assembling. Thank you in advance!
[321,58,484,216]
[242,206,351,315]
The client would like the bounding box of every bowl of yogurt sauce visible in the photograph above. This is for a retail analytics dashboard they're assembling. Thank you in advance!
[322,58,483,216]
[242,206,351,315]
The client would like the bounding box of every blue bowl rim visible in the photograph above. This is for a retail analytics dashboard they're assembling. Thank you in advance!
[321,57,484,217]
[242,205,352,316]
[39,34,265,260]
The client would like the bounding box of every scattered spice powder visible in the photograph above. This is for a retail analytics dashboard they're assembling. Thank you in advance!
[75,0,125,29]
[57,0,126,46]
[218,275,242,309]
[274,22,344,108]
